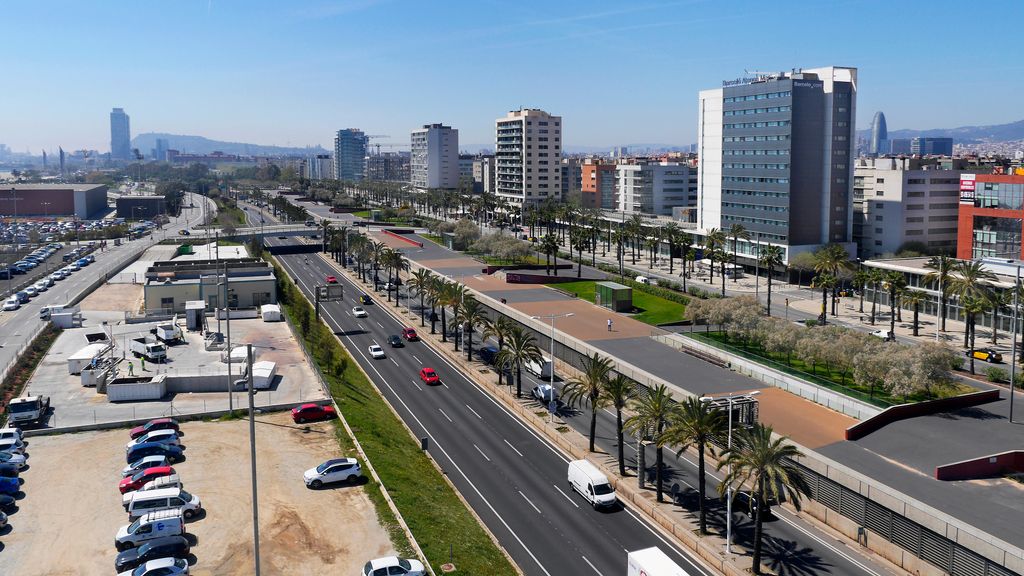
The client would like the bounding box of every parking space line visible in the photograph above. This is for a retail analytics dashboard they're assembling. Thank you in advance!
[503,439,524,458]
[518,490,542,514]
[441,381,450,389]
[438,408,453,423]
[465,404,483,420]
[554,484,579,508]
[473,443,491,462]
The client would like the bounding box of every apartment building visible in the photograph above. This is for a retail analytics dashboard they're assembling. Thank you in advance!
[410,124,459,190]
[561,157,583,202]
[581,159,616,209]
[616,161,697,216]
[472,155,495,194]
[495,108,562,210]
[334,128,368,181]
[301,154,333,181]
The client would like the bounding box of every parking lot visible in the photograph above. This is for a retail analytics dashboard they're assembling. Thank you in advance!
[0,410,395,575]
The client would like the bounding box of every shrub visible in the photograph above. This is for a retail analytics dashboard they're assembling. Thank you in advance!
[986,366,1008,383]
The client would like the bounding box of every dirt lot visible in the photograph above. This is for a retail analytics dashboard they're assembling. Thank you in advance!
[77,282,144,313]
[0,411,395,575]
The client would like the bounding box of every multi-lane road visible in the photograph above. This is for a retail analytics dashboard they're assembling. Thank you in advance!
[266,231,715,576]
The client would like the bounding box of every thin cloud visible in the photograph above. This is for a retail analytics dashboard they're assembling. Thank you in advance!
[524,0,705,27]
[291,0,390,21]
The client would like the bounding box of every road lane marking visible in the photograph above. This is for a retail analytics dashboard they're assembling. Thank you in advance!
[376,321,384,329]
[441,381,450,389]
[581,555,603,575]
[465,404,483,419]
[503,439,524,458]
[413,355,423,364]
[518,490,541,514]
[555,484,578,508]
[438,408,453,423]
[473,443,491,462]
[414,382,422,391]
[390,358,399,367]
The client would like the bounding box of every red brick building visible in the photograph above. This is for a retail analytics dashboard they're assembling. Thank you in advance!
[581,160,615,209]
[0,184,108,219]
[957,173,1024,259]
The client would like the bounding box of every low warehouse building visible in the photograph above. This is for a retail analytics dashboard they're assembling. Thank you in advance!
[116,195,166,220]
[143,258,277,313]
[0,183,108,218]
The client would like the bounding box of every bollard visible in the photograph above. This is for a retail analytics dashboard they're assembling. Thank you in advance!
[421,437,429,451]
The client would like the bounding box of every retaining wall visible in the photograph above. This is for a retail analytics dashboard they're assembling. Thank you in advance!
[935,450,1024,481]
[846,389,1000,441]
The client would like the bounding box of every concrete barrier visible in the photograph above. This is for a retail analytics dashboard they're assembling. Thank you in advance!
[846,388,1000,440]
[935,450,1024,480]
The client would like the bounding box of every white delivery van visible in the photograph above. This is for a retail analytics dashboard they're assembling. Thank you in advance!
[567,459,617,508]
[525,355,553,380]
[122,474,183,508]
[626,547,689,576]
[635,275,651,285]
[126,487,202,519]
[39,304,68,320]
[115,509,185,551]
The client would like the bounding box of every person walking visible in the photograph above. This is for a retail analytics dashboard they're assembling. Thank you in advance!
[127,361,135,376]
[141,357,146,372]
[607,318,613,332]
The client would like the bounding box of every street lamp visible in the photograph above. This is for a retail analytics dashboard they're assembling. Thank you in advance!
[701,390,760,555]
[1009,264,1020,424]
[530,312,574,386]
[233,344,261,575]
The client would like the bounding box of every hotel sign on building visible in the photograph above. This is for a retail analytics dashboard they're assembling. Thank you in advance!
[959,174,976,202]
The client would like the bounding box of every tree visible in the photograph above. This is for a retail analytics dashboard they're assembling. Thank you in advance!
[625,384,677,502]
[408,268,434,326]
[947,260,997,350]
[562,353,614,452]
[482,315,515,385]
[434,277,452,342]
[662,223,682,275]
[541,234,559,276]
[923,255,954,332]
[884,271,906,338]
[961,295,988,374]
[571,227,590,278]
[867,268,885,325]
[813,244,851,316]
[660,397,727,535]
[986,288,1011,345]
[758,245,784,316]
[496,326,542,398]
[602,374,635,477]
[811,273,837,325]
[853,268,870,313]
[704,228,726,282]
[901,289,926,337]
[718,424,811,575]
[728,224,750,283]
[456,296,487,362]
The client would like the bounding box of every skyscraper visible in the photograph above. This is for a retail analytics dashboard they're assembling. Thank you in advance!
[870,111,887,155]
[697,66,857,261]
[410,124,458,190]
[333,129,368,181]
[911,137,953,156]
[110,108,131,160]
[495,108,562,211]
[152,138,169,162]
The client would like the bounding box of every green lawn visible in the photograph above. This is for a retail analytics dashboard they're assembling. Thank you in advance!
[546,280,687,326]
[353,210,371,218]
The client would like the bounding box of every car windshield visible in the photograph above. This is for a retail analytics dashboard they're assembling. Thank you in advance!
[8,402,35,414]
[131,470,147,481]
[593,483,614,495]
[316,461,331,474]
[0,453,12,462]
[127,517,142,533]
[179,489,193,501]
[132,565,149,576]
[399,559,413,569]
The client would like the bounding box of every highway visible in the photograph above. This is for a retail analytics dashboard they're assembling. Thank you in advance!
[267,232,715,576]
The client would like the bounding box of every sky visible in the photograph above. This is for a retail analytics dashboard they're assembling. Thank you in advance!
[4,0,1024,154]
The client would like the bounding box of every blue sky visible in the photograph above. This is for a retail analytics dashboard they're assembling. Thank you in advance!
[4,0,1024,153]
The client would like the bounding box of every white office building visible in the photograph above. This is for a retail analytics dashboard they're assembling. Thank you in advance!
[495,109,562,210]
[410,124,459,190]
[616,161,697,216]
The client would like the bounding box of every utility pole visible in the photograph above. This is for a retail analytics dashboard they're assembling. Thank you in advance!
[245,344,261,575]
[224,260,233,411]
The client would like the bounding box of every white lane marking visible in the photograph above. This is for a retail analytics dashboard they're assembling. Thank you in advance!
[518,490,542,514]
[390,358,399,367]
[473,443,491,462]
[465,404,483,420]
[438,408,453,423]
[554,484,579,508]
[376,321,384,329]
[414,382,423,391]
[441,381,450,389]
[413,354,423,364]
[581,555,604,575]
[503,439,524,458]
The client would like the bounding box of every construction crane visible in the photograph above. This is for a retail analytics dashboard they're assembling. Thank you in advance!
[365,135,395,156]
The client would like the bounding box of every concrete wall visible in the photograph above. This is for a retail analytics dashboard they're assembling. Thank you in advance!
[845,389,1000,441]
[935,450,1024,481]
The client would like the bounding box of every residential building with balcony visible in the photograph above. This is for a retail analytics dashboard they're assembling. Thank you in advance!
[615,161,696,216]
[410,124,459,190]
[495,108,562,211]
[581,159,616,209]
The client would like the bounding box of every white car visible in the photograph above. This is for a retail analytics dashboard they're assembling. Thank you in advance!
[531,383,558,404]
[0,437,26,455]
[116,557,190,576]
[352,306,368,318]
[23,286,37,298]
[49,272,64,282]
[33,281,48,292]
[368,344,385,359]
[870,329,895,342]
[125,430,181,451]
[303,457,361,488]
[3,297,19,311]
[362,556,426,576]
[0,450,26,469]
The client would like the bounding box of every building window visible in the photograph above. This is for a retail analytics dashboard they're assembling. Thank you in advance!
[875,191,884,196]
[973,215,1023,259]
[876,178,885,184]
[875,215,883,221]
[160,297,174,311]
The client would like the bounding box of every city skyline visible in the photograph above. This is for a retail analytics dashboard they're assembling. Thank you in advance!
[5,0,1024,153]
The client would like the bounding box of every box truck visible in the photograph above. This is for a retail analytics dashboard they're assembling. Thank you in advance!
[626,547,689,576]
[6,395,50,425]
[129,337,167,362]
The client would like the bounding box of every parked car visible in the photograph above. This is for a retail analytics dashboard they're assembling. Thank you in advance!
[125,443,184,465]
[123,455,171,477]
[362,557,426,576]
[352,306,368,318]
[387,335,404,347]
[967,348,1003,363]
[531,383,558,405]
[869,329,895,342]
[126,430,181,451]
[419,367,440,385]
[114,535,191,573]
[291,403,336,424]
[0,437,26,454]
[129,418,180,440]
[0,475,20,495]
[119,466,176,494]
[401,328,418,341]
[0,463,19,478]
[125,487,202,520]
[0,510,6,530]
[368,344,386,359]
[115,556,190,576]
[0,493,15,511]
[303,457,362,488]
[0,450,26,470]
[178,230,191,236]
[2,297,19,311]
[23,286,37,298]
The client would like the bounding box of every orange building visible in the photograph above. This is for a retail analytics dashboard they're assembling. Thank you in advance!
[957,173,1024,259]
[581,160,615,209]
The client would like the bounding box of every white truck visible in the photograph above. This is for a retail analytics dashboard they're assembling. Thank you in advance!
[626,547,689,576]
[129,337,167,362]
[154,323,183,343]
[6,395,50,425]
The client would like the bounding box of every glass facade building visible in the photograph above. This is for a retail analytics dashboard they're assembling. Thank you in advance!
[957,174,1024,259]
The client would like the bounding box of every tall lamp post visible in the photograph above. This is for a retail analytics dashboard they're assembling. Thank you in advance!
[702,390,760,555]
[233,344,261,575]
[530,312,574,385]
[1010,264,1020,424]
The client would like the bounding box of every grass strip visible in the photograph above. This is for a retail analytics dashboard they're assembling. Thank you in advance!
[547,279,688,326]
[272,259,517,575]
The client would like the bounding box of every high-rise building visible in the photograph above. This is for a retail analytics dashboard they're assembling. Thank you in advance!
[870,111,888,155]
[911,137,953,156]
[852,157,963,258]
[889,138,913,155]
[495,108,562,210]
[581,159,616,209]
[697,66,857,262]
[302,154,334,181]
[410,124,459,190]
[472,155,495,194]
[366,152,410,182]
[561,158,583,201]
[152,138,169,162]
[110,108,131,161]
[616,160,697,216]
[334,129,368,181]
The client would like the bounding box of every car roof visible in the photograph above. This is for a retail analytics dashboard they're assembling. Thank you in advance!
[131,441,180,451]
[141,465,173,475]
[142,557,179,569]
[369,556,402,569]
[323,457,356,467]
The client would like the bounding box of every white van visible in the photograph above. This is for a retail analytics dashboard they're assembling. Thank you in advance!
[121,474,183,508]
[115,509,184,551]
[567,459,617,509]
[39,304,67,320]
[126,487,202,519]
[525,355,553,380]
[635,275,651,285]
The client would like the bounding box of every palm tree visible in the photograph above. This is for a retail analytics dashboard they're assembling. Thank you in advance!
[370,240,387,291]
[390,250,409,308]
[947,260,997,349]
[758,245,784,316]
[812,244,851,316]
[628,214,644,264]
[660,397,727,535]
[811,273,837,324]
[678,231,693,278]
[541,234,559,276]
[571,228,589,278]
[561,353,614,452]
[612,228,628,277]
[867,268,885,325]
[728,224,750,283]
[624,384,677,503]
[496,326,542,398]
[661,223,680,275]
[962,294,989,375]
[448,283,468,351]
[456,296,487,362]
[852,268,870,313]
[884,271,906,338]
[482,315,515,385]
[408,268,434,326]
[900,289,926,337]
[923,255,954,332]
[602,374,635,477]
[434,277,451,341]
[986,288,1011,345]
[718,424,811,575]
[704,228,726,282]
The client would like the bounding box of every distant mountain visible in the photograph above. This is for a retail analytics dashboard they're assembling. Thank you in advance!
[132,133,329,157]
[856,119,1024,145]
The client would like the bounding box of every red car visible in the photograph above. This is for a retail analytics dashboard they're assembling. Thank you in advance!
[129,418,180,440]
[419,367,440,385]
[291,403,337,424]
[118,465,175,494]
[326,275,337,284]
[402,328,419,341]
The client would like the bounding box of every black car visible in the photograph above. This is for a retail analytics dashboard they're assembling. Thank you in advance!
[0,493,14,512]
[125,442,184,465]
[0,464,18,478]
[387,335,404,348]
[359,294,372,305]
[114,535,191,572]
